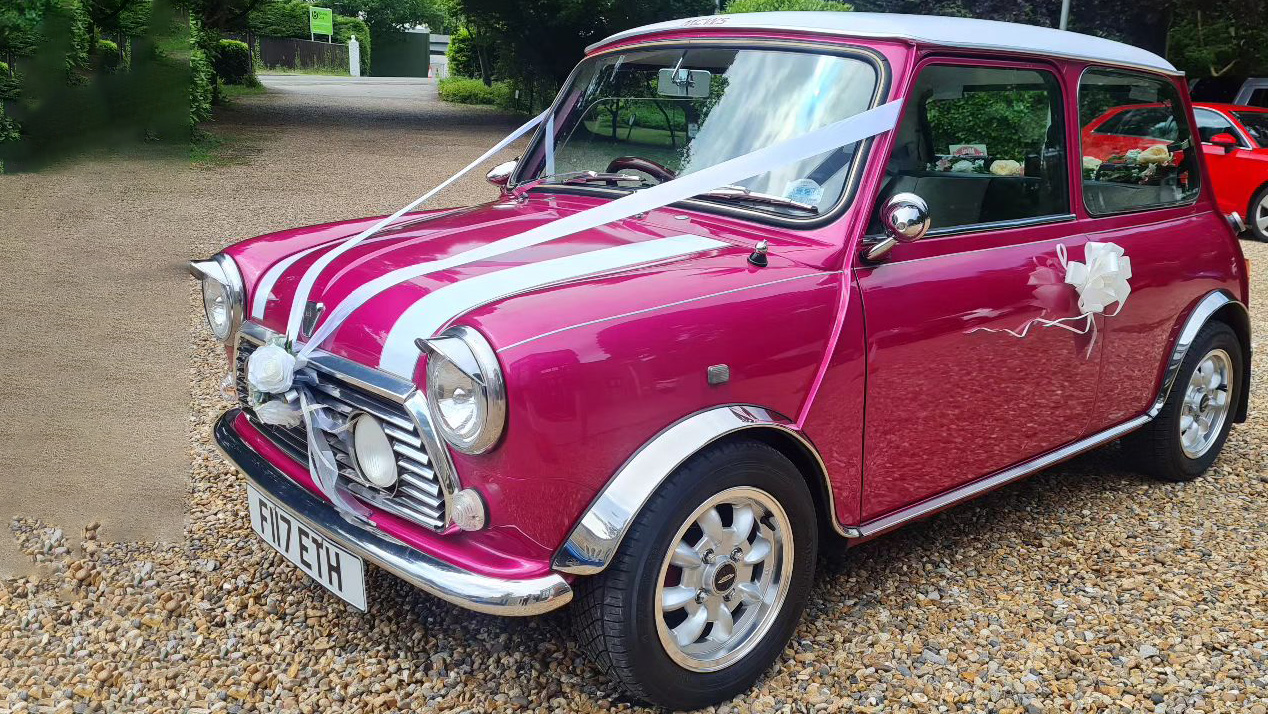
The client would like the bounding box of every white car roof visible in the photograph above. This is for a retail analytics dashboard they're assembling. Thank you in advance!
[587,12,1178,76]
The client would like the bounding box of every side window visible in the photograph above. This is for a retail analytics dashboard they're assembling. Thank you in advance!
[1193,108,1239,144]
[871,64,1068,234]
[1078,69,1200,215]
[1248,87,1268,109]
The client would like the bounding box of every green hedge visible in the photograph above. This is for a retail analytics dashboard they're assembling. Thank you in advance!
[215,39,256,85]
[437,76,512,106]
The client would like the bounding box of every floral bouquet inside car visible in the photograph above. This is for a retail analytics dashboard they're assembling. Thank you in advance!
[929,155,1024,176]
[1082,144,1175,184]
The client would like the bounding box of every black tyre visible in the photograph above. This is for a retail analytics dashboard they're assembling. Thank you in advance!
[573,440,817,710]
[1125,321,1241,482]
[1249,184,1268,242]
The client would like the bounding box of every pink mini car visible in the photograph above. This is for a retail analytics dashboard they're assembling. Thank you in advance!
[196,12,1251,709]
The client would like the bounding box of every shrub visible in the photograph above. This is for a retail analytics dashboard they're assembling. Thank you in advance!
[215,39,256,85]
[438,76,512,105]
[0,62,8,76]
[447,27,479,79]
[95,38,123,72]
[724,0,852,11]
[190,46,214,130]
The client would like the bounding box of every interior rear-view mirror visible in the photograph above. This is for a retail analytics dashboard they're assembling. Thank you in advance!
[657,68,712,98]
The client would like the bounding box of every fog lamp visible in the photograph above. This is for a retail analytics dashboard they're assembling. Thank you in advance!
[352,414,399,488]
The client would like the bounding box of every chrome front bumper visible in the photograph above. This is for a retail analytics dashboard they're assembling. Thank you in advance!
[214,409,573,616]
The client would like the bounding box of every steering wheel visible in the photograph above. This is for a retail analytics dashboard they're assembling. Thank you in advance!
[606,156,676,183]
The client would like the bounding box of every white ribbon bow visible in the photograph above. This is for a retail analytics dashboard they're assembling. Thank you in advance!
[1061,241,1132,315]
[970,241,1132,357]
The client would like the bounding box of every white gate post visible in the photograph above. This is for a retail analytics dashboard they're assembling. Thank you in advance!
[348,35,361,77]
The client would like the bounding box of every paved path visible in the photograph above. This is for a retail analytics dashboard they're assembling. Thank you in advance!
[0,79,523,574]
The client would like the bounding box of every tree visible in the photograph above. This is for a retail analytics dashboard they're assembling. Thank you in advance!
[1167,0,1268,77]
[451,0,715,89]
[328,0,447,32]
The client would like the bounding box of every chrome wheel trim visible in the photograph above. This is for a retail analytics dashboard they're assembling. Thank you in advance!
[653,486,793,673]
[1257,194,1268,235]
[1179,348,1233,459]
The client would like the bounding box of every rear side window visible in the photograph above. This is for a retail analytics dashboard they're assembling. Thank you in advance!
[1079,69,1200,215]
[871,63,1068,234]
[1249,88,1268,109]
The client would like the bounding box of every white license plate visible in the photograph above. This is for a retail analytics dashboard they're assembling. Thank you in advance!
[246,483,367,610]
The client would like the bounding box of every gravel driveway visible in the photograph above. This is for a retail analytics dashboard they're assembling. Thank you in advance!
[2,80,1267,713]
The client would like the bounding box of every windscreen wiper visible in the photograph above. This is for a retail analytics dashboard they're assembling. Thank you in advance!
[535,170,646,186]
[694,185,819,213]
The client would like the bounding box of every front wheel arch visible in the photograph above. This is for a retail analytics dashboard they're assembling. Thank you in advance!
[552,405,846,576]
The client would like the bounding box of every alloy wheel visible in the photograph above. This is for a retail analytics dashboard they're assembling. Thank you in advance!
[1179,348,1233,459]
[654,486,793,672]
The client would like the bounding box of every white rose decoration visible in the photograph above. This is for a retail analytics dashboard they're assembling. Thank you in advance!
[989,159,1022,177]
[247,343,296,394]
[1082,156,1102,172]
[1137,144,1171,165]
[255,399,304,428]
[1125,149,1142,162]
[951,159,976,173]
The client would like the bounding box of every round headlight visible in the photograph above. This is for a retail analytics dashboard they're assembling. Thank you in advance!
[192,254,244,342]
[202,277,232,340]
[352,414,399,488]
[421,327,506,454]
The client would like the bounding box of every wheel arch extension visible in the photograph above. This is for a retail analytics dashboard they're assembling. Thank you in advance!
[551,405,843,576]
[1152,290,1251,423]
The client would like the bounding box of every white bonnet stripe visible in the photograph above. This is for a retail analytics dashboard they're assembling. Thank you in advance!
[377,234,727,376]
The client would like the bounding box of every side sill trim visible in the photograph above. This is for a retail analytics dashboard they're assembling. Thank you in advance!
[552,405,842,575]
[215,409,573,616]
[851,414,1150,538]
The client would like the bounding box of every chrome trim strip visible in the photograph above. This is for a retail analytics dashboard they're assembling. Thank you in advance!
[853,414,1151,538]
[552,404,844,575]
[215,410,572,616]
[1147,290,1247,418]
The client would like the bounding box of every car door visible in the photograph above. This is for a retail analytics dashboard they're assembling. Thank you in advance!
[855,59,1102,520]
[1193,106,1248,215]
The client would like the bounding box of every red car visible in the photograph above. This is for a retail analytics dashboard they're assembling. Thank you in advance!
[1082,101,1268,240]
[1193,103,1268,241]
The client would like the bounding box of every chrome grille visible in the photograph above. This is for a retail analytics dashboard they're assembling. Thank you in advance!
[235,337,450,530]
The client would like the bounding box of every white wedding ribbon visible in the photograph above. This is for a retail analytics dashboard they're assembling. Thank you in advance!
[284,109,549,342]
[292,99,903,361]
[377,234,727,375]
[970,241,1132,357]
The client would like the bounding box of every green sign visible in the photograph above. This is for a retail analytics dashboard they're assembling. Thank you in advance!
[309,7,333,36]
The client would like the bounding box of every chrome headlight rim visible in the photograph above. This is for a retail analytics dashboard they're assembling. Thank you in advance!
[417,326,507,455]
[190,253,245,342]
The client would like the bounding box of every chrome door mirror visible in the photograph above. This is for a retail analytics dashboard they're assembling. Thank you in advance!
[866,192,931,261]
[486,160,518,192]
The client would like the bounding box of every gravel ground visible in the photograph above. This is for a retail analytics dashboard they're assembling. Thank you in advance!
[3,81,1267,713]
